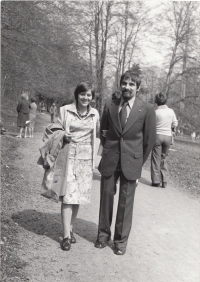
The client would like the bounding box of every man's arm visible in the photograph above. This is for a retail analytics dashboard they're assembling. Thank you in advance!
[143,105,156,164]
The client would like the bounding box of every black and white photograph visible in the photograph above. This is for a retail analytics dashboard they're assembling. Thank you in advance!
[1,1,200,281]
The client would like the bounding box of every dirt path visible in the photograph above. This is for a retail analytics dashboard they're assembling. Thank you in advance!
[1,113,199,282]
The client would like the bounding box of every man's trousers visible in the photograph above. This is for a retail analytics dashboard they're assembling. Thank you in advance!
[97,163,137,251]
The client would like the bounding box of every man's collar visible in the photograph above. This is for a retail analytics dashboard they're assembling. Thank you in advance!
[120,95,136,108]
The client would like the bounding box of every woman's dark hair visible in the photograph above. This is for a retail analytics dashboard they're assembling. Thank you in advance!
[74,82,95,100]
[30,97,35,103]
[155,93,167,106]
[112,90,121,100]
[120,71,141,90]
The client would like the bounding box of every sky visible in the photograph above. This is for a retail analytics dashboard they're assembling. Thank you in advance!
[137,1,168,68]
[139,0,199,68]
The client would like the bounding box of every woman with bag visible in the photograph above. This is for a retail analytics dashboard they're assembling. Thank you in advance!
[51,82,99,251]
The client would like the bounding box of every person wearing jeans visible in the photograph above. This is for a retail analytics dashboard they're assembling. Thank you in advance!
[151,93,178,188]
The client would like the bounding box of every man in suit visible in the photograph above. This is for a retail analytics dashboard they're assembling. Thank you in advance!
[94,69,156,255]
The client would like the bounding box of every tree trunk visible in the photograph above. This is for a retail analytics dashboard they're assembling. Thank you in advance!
[94,2,112,115]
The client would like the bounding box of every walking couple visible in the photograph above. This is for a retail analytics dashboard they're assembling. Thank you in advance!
[41,68,156,255]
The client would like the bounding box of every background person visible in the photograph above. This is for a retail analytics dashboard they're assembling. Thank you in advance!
[95,69,156,256]
[16,92,30,138]
[41,102,45,114]
[0,120,6,135]
[151,93,178,188]
[28,98,37,138]
[57,81,99,251]
[49,103,57,123]
[191,131,196,142]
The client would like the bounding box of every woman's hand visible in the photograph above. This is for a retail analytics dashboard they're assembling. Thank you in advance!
[64,132,72,142]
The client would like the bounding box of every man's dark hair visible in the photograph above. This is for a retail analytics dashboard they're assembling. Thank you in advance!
[112,90,121,100]
[155,93,167,106]
[30,97,35,102]
[120,64,142,89]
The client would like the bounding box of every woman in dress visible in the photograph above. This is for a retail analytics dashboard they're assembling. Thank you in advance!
[151,93,178,188]
[16,92,30,138]
[58,81,99,251]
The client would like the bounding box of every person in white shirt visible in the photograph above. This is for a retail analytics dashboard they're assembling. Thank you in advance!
[191,131,196,142]
[151,93,178,188]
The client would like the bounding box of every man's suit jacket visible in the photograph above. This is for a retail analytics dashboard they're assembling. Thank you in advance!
[98,97,156,180]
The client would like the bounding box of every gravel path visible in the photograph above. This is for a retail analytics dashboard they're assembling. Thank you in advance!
[1,113,199,282]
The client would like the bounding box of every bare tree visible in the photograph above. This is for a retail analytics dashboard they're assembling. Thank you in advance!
[162,2,199,96]
[93,1,113,113]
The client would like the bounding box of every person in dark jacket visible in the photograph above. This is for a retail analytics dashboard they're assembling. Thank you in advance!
[95,68,156,255]
[16,92,30,138]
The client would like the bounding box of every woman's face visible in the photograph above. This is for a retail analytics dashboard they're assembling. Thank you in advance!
[78,90,92,107]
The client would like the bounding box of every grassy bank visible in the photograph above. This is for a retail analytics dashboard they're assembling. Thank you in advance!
[144,137,200,198]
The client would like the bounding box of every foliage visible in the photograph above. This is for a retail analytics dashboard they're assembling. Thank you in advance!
[1,1,90,105]
[1,1,199,128]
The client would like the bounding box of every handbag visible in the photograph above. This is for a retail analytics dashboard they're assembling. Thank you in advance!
[41,168,59,202]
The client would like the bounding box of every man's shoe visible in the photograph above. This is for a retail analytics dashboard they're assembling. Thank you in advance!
[113,247,126,256]
[151,183,160,187]
[94,240,107,249]
[70,231,76,244]
[61,237,71,251]
[162,182,167,188]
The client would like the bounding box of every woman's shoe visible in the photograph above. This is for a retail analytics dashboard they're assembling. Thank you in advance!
[70,231,76,244]
[61,237,71,251]
[162,182,167,188]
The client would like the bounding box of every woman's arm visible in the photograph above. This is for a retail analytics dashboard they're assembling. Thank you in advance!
[100,103,109,146]
[96,110,100,137]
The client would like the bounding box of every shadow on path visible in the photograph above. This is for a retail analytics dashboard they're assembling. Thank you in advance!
[11,209,98,244]
[139,177,151,186]
[1,132,19,138]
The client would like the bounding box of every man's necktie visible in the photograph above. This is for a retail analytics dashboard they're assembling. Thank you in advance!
[120,101,128,130]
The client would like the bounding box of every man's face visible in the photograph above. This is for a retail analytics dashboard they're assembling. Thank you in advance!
[120,78,137,101]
